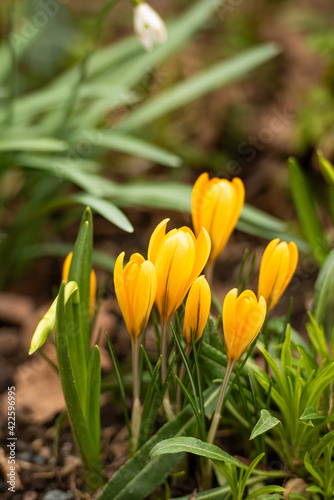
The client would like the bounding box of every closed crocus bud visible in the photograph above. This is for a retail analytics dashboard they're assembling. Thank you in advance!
[133,2,167,51]
[62,252,97,317]
[148,218,211,324]
[183,276,211,345]
[114,252,157,338]
[192,173,245,264]
[223,288,266,362]
[258,239,298,311]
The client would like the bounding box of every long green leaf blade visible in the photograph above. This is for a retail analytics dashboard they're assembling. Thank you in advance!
[55,282,102,487]
[98,385,220,500]
[312,248,334,323]
[86,346,101,458]
[151,437,246,468]
[288,157,329,264]
[119,44,280,131]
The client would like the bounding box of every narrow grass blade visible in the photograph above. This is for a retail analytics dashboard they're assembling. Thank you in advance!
[312,248,334,324]
[171,325,199,412]
[106,334,131,438]
[175,376,206,441]
[288,157,329,265]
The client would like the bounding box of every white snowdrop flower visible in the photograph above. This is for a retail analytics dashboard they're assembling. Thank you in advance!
[133,2,167,51]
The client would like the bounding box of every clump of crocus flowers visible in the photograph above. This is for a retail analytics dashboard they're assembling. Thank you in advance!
[112,171,298,449]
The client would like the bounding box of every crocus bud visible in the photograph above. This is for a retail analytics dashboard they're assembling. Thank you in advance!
[62,251,97,317]
[114,252,157,338]
[148,218,211,323]
[258,239,298,311]
[223,288,266,362]
[183,276,211,345]
[192,173,245,263]
[133,2,167,51]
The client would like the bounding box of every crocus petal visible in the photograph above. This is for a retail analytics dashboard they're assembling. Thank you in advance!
[191,173,245,264]
[154,230,195,319]
[148,218,169,263]
[133,260,157,336]
[62,252,73,282]
[89,269,97,317]
[114,252,157,338]
[185,227,211,293]
[114,252,130,331]
[183,276,211,344]
[223,288,266,362]
[192,172,210,236]
[258,239,298,311]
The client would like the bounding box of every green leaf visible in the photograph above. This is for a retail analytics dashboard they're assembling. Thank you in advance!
[71,193,133,233]
[306,485,325,494]
[306,314,329,360]
[175,376,207,441]
[250,409,281,440]
[79,130,182,168]
[312,431,334,462]
[86,346,101,458]
[55,282,103,487]
[317,151,334,187]
[311,249,334,323]
[119,44,280,130]
[304,452,325,486]
[0,137,68,152]
[98,385,220,500]
[151,437,246,468]
[171,485,232,500]
[288,157,329,265]
[106,334,131,440]
[68,218,91,361]
[281,324,292,377]
[246,485,285,500]
[299,408,322,420]
[138,351,162,449]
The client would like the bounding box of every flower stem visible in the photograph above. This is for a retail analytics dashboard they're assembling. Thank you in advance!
[176,344,192,412]
[207,359,234,444]
[131,336,142,453]
[161,319,175,419]
[205,260,215,288]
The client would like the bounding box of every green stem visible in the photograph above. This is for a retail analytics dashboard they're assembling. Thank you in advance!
[161,319,175,419]
[176,344,192,412]
[207,359,234,444]
[131,336,142,453]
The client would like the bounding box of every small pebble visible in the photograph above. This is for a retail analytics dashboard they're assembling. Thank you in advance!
[43,490,74,500]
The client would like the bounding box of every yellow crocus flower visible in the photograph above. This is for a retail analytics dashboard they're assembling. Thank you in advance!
[183,276,211,345]
[62,251,96,317]
[258,238,298,311]
[113,252,157,338]
[192,172,245,264]
[223,288,267,362]
[148,218,211,324]
[207,288,266,444]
